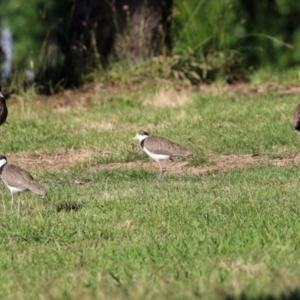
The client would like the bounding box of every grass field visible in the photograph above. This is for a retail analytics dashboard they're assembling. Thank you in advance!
[1,79,300,299]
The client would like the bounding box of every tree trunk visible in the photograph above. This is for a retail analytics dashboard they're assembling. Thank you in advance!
[64,0,173,84]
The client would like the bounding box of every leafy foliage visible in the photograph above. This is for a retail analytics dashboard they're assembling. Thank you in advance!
[173,0,300,68]
[1,0,300,88]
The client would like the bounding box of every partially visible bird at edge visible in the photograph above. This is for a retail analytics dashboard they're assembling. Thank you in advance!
[0,86,8,126]
[0,155,46,217]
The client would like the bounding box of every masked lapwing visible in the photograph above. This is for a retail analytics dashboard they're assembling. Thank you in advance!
[133,130,192,181]
[0,155,46,217]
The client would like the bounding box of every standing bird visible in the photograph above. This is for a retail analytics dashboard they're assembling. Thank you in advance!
[0,155,46,217]
[133,130,192,181]
[0,86,8,126]
[293,103,300,132]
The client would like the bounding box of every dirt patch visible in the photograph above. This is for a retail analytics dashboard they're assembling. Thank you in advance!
[5,150,300,175]
[7,151,300,174]
[8,149,93,172]
[91,153,300,176]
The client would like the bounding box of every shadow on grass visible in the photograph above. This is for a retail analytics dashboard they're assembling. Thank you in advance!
[226,290,300,300]
[56,200,82,212]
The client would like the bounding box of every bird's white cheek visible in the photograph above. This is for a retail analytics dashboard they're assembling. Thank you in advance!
[0,159,7,168]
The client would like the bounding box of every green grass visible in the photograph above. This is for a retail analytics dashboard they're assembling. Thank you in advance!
[3,86,300,160]
[1,167,300,299]
[1,84,300,299]
[249,66,300,84]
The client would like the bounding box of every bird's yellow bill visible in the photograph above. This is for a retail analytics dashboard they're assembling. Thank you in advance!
[133,133,139,140]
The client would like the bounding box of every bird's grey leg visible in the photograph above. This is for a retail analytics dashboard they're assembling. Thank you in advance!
[10,192,14,211]
[164,158,176,174]
[18,194,21,218]
[157,160,164,181]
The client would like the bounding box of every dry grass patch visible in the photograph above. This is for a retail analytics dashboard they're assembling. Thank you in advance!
[91,153,300,175]
[79,121,144,134]
[5,148,300,175]
[7,149,94,172]
[80,121,116,132]
[144,87,192,108]
[194,81,300,98]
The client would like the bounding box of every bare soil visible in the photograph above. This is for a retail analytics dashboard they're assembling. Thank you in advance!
[90,153,300,175]
[8,150,300,176]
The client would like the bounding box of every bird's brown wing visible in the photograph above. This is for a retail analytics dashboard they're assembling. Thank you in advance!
[294,104,300,131]
[2,164,46,195]
[144,136,192,156]
[2,164,34,190]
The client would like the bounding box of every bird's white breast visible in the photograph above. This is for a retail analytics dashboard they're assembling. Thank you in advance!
[2,180,25,193]
[143,146,170,162]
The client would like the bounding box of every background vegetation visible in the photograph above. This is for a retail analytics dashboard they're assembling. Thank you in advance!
[0,0,300,88]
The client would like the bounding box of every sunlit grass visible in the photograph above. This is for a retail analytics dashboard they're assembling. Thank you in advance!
[249,66,300,84]
[1,166,300,299]
[3,85,300,162]
[1,83,300,299]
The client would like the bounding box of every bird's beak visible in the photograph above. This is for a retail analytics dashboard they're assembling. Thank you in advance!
[133,133,139,140]
[0,92,4,99]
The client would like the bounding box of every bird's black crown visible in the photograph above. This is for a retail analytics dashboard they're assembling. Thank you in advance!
[139,130,149,136]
